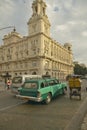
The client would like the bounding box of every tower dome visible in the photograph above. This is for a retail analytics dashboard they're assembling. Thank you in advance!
[64,43,72,51]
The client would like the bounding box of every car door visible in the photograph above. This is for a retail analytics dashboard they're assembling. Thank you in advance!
[49,79,62,96]
[38,81,51,100]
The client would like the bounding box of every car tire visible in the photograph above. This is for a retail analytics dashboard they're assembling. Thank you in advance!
[45,93,52,104]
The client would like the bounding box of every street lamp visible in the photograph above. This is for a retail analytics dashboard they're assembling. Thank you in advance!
[1,72,11,85]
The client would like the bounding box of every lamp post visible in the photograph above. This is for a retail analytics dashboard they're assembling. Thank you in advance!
[1,72,11,87]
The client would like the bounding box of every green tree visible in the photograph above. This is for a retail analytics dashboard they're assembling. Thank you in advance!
[74,63,87,75]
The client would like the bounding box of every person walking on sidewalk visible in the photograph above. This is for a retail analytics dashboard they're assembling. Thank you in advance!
[7,78,11,90]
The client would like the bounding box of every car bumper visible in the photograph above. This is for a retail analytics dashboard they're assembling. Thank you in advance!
[16,94,42,102]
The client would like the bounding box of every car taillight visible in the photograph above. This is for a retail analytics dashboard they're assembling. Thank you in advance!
[37,92,41,98]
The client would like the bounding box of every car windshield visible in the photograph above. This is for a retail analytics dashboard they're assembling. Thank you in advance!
[23,82,37,89]
[12,77,22,83]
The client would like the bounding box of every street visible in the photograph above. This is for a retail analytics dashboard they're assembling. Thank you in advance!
[0,79,87,130]
[81,114,87,130]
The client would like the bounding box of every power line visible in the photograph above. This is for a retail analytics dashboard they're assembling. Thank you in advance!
[0,26,15,31]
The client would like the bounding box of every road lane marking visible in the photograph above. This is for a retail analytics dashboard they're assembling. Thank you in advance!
[0,101,26,111]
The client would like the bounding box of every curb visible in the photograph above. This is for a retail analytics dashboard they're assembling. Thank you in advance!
[64,97,87,130]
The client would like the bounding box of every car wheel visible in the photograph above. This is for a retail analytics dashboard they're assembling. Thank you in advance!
[45,93,52,104]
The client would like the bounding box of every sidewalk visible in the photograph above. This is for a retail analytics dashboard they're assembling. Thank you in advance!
[0,82,6,92]
[64,92,87,130]
[81,113,87,130]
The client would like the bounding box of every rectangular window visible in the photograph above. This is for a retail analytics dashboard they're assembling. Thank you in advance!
[24,82,37,89]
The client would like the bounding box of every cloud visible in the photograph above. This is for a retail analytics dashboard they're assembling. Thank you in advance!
[53,7,59,12]
[57,24,68,31]
[0,0,31,42]
[82,31,87,37]
[0,0,15,25]
[0,0,87,66]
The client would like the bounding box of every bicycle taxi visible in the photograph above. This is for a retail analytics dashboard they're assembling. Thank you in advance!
[68,75,82,100]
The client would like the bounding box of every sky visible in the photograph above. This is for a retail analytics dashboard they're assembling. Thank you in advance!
[0,0,87,66]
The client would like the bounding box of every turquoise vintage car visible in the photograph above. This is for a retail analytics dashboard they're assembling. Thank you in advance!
[16,78,67,104]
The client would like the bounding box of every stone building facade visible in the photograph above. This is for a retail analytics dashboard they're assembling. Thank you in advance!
[0,0,73,80]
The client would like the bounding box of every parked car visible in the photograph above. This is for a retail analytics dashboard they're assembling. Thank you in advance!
[16,77,67,104]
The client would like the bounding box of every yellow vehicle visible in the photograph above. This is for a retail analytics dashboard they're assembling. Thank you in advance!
[68,75,82,100]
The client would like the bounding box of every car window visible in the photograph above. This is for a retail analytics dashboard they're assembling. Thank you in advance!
[48,79,59,86]
[44,82,49,87]
[12,77,22,83]
[41,82,45,88]
[24,82,37,89]
[40,81,49,88]
[49,80,55,86]
[54,79,59,84]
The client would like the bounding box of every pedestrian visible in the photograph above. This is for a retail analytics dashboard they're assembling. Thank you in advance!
[7,78,11,90]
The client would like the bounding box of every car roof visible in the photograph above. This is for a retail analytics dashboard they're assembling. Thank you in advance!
[24,78,57,83]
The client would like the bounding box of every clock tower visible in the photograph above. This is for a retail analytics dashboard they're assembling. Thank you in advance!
[27,0,51,37]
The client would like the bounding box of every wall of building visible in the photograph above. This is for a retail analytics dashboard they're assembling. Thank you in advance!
[0,0,73,81]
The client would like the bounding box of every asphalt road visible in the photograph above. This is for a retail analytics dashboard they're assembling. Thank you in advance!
[0,79,87,130]
[81,113,87,130]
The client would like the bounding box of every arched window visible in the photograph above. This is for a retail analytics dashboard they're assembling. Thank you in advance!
[15,73,17,76]
[32,72,37,75]
[46,71,49,75]
[41,82,44,88]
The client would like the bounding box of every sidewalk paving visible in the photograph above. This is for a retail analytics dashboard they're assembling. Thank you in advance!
[0,82,6,92]
[64,93,87,130]
[81,113,87,130]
